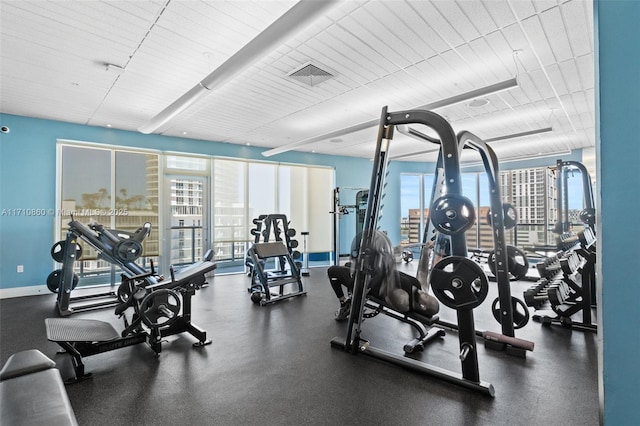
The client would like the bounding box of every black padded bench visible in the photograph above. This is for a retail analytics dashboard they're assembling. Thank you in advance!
[0,349,78,426]
[144,258,217,292]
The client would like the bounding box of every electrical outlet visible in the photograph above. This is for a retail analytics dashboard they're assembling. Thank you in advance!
[17,265,24,273]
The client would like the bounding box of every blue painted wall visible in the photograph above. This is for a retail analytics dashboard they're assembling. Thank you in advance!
[595,1,640,424]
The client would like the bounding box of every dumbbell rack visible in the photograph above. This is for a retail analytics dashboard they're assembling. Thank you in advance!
[246,214,306,305]
[527,228,597,332]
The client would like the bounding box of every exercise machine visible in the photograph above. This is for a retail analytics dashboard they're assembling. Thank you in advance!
[331,107,495,396]
[330,187,368,265]
[452,132,533,355]
[46,250,217,382]
[49,219,159,316]
[407,128,534,355]
[554,160,596,234]
[524,160,596,255]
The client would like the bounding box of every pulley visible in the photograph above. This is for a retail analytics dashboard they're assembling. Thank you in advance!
[401,249,414,263]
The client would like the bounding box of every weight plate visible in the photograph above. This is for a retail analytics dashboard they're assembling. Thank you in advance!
[115,239,143,262]
[250,291,263,304]
[429,256,489,310]
[140,289,181,329]
[487,246,529,281]
[430,194,476,235]
[491,296,530,329]
[50,240,83,263]
[46,269,79,293]
[506,246,529,280]
[486,203,519,230]
[117,281,133,303]
[579,208,596,225]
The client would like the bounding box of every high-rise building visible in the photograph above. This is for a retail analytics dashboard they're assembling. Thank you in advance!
[500,167,556,247]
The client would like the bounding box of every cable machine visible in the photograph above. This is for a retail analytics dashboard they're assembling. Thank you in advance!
[330,187,368,265]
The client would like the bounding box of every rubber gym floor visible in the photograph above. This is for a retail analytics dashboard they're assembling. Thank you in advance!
[0,263,598,426]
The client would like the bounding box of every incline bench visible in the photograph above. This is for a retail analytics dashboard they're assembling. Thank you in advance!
[0,349,77,425]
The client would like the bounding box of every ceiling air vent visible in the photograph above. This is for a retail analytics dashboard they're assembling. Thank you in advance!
[288,62,334,87]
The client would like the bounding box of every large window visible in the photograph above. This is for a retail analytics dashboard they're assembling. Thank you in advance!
[58,143,335,280]
[400,174,421,244]
[213,159,334,273]
[57,144,160,286]
[400,166,557,252]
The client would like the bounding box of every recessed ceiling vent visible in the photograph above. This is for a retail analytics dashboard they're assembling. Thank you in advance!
[288,62,334,86]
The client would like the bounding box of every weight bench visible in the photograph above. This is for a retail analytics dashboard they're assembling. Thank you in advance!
[143,254,217,292]
[0,349,78,426]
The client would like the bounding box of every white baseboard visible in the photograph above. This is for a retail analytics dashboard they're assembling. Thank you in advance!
[0,285,51,299]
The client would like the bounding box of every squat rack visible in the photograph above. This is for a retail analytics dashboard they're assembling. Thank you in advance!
[331,106,495,396]
[408,129,533,356]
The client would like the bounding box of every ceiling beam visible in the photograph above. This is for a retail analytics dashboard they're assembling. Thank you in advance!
[138,0,341,134]
[261,77,518,157]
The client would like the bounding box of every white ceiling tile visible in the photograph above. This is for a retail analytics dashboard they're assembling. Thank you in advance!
[575,53,595,90]
[455,44,499,83]
[455,1,498,36]
[408,1,464,48]
[481,0,516,28]
[545,64,570,97]
[561,0,594,57]
[431,0,480,42]
[508,0,536,19]
[521,15,557,67]
[531,0,561,14]
[0,0,595,161]
[390,4,447,56]
[539,7,574,63]
[558,59,583,93]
